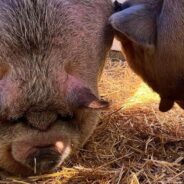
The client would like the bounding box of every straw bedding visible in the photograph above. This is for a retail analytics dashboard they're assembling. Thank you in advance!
[2,60,184,184]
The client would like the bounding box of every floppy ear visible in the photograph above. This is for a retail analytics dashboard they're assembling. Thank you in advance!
[71,87,109,109]
[65,75,109,110]
[110,3,156,47]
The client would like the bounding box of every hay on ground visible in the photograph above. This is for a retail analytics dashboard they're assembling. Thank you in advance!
[2,61,184,184]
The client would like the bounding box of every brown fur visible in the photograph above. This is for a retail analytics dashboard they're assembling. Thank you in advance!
[0,0,114,175]
[110,0,184,111]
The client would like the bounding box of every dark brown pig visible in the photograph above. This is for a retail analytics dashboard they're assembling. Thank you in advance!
[0,0,113,176]
[110,0,184,112]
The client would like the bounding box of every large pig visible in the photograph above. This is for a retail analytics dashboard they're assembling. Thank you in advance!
[110,0,184,112]
[0,0,113,176]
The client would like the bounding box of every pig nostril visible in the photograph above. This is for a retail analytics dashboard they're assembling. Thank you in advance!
[26,148,61,174]
[35,145,53,149]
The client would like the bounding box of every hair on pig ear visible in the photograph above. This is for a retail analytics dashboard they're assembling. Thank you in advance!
[65,75,109,110]
[110,3,156,47]
[71,87,109,110]
[78,88,109,109]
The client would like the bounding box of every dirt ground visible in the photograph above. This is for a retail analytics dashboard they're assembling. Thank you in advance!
[2,60,184,184]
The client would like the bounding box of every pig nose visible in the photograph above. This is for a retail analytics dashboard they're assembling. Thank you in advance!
[26,146,61,174]
[26,111,58,131]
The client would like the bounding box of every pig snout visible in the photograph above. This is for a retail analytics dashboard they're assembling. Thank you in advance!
[12,139,71,174]
[26,111,58,131]
[27,147,61,174]
[26,143,70,174]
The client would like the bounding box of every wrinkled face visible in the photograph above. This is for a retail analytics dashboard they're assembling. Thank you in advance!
[110,0,184,112]
[0,0,113,176]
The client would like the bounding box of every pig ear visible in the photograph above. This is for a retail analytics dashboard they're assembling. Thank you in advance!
[110,4,156,47]
[72,87,109,109]
[65,75,109,110]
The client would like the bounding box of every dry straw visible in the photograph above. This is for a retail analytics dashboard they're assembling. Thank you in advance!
[2,61,184,184]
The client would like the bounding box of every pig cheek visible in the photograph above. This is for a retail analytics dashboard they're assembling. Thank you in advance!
[0,144,32,175]
[11,141,36,167]
[75,109,99,146]
[0,80,21,113]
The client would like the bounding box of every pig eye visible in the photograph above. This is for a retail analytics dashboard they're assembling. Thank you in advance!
[9,116,27,123]
[17,116,27,123]
[58,113,74,122]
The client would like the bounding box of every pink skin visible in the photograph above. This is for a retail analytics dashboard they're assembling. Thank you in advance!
[0,78,20,108]
[12,137,70,164]
[64,74,109,109]
[0,76,26,120]
[0,122,80,176]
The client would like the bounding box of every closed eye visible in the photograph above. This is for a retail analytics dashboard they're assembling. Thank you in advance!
[58,113,75,122]
[9,113,75,124]
[9,116,27,123]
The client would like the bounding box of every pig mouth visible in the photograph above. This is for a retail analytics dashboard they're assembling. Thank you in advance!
[11,139,72,175]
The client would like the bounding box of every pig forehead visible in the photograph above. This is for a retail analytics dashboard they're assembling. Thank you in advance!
[0,0,112,58]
